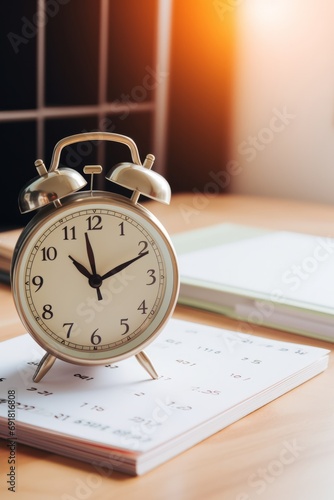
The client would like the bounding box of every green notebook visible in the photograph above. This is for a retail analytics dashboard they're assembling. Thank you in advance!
[172,223,334,342]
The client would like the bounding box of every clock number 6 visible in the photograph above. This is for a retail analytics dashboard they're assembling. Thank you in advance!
[91,329,102,345]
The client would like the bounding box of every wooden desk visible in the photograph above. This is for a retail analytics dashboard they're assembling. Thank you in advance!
[1,193,334,500]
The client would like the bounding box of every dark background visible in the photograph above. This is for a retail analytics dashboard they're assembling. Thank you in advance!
[0,0,234,228]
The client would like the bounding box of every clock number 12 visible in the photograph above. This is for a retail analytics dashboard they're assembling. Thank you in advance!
[87,215,102,230]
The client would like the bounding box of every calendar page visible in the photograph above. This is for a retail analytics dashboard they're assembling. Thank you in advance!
[0,319,329,475]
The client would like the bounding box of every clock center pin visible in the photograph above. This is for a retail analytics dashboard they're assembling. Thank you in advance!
[89,274,103,289]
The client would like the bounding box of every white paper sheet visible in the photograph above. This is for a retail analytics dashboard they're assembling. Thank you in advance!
[179,232,334,308]
[0,319,329,474]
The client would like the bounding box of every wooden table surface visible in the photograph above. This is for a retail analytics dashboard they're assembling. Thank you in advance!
[1,193,334,500]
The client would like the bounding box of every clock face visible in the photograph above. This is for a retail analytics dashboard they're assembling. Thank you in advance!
[12,193,179,363]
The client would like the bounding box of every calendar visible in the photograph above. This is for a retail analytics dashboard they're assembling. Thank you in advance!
[0,319,329,475]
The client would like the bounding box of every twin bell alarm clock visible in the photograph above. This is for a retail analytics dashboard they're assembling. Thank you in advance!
[11,132,179,382]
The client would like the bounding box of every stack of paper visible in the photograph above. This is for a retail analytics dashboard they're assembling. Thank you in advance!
[0,319,329,475]
[172,223,334,342]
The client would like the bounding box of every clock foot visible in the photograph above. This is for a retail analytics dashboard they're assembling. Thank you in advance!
[135,351,159,379]
[33,353,56,382]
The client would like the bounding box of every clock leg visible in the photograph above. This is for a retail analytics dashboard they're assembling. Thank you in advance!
[33,353,57,382]
[135,351,159,379]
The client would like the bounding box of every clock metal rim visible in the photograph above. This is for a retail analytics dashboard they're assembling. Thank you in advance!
[11,191,180,365]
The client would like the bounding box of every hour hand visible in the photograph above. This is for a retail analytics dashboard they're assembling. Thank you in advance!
[68,255,92,279]
[69,255,103,301]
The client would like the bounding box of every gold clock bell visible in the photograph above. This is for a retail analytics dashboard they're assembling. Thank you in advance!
[19,132,171,213]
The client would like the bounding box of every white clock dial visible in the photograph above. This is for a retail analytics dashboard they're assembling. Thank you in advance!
[12,193,178,364]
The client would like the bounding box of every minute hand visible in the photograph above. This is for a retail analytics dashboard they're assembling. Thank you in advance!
[101,251,149,281]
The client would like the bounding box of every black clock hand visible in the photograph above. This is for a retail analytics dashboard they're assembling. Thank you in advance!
[68,255,92,279]
[69,255,103,301]
[84,232,103,301]
[85,232,97,275]
[101,251,149,281]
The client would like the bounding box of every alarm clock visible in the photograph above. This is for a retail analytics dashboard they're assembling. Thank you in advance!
[11,132,179,382]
